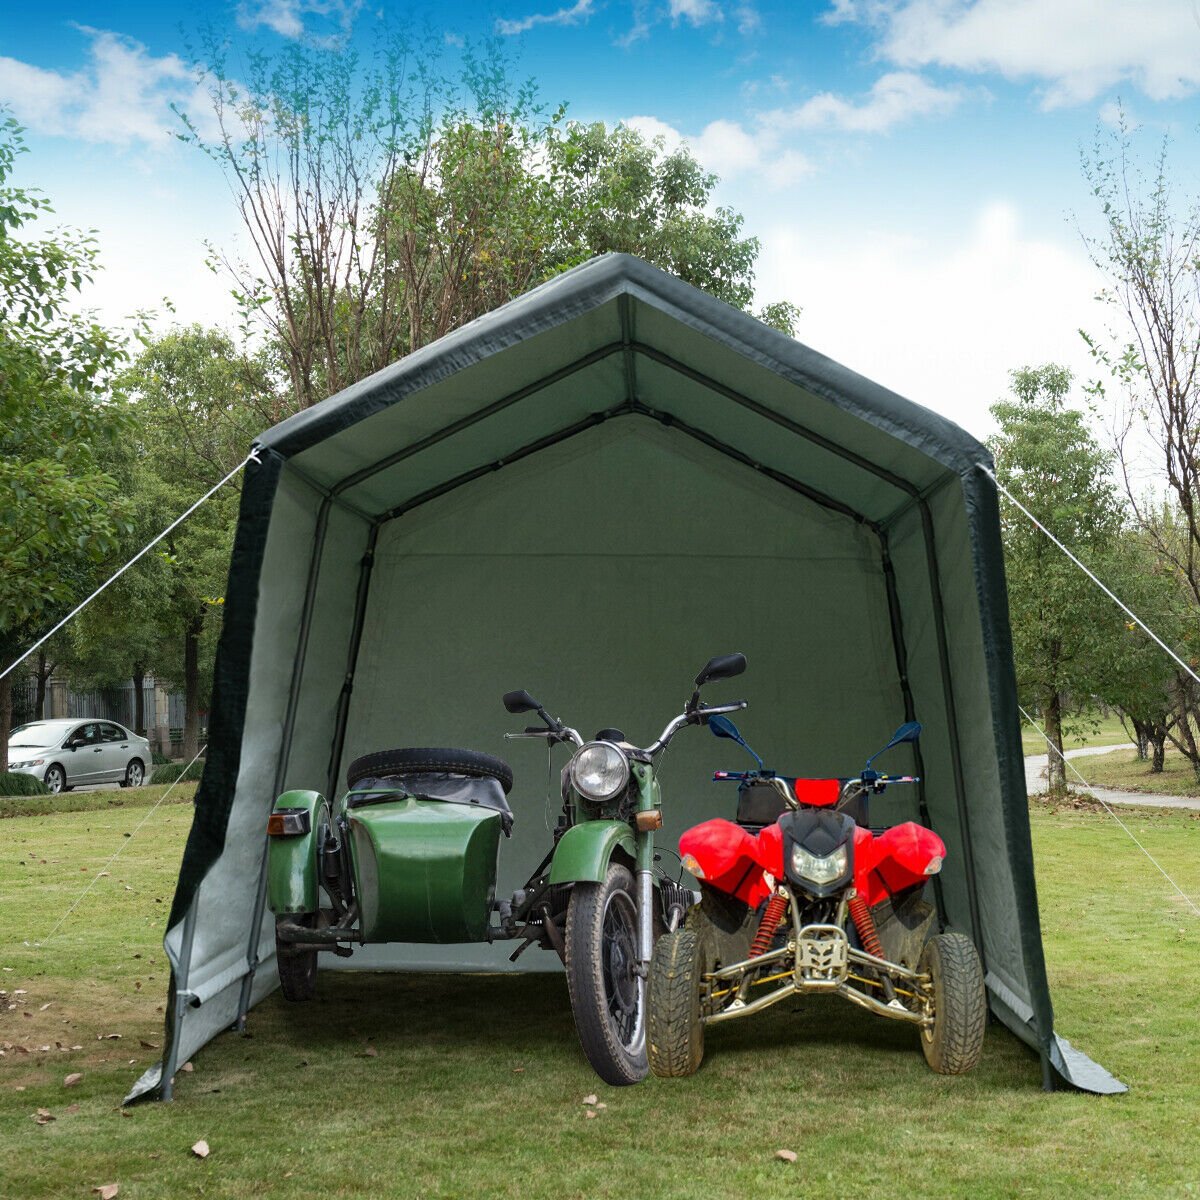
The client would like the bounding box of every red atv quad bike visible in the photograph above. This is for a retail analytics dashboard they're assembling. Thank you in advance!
[647,717,986,1078]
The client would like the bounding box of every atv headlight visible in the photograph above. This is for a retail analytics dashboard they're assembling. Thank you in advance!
[569,741,630,803]
[790,843,848,885]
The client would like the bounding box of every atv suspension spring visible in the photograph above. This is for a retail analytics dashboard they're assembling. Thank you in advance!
[848,894,885,959]
[749,893,789,958]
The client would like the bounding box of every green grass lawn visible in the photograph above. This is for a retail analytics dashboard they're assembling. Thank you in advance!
[1073,747,1200,799]
[1020,711,1132,757]
[0,780,199,821]
[1,800,1198,1199]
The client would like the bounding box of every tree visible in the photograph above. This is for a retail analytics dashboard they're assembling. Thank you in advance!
[1082,113,1200,781]
[178,31,798,415]
[119,326,274,758]
[0,116,135,770]
[990,365,1123,797]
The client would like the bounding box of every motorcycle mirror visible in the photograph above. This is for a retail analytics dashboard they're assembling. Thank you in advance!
[708,713,764,769]
[886,721,922,749]
[503,689,542,715]
[694,652,747,687]
[865,720,922,771]
[708,714,741,741]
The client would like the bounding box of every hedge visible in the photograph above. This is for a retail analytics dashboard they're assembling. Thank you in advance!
[0,771,52,797]
[149,759,206,785]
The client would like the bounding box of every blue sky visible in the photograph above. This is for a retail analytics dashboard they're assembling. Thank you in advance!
[3,0,1200,434]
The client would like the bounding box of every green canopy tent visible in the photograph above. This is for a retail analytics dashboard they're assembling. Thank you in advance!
[129,253,1122,1102]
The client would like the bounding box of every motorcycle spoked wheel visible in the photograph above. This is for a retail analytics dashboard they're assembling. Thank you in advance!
[563,862,647,1086]
[917,931,987,1074]
[646,922,713,1078]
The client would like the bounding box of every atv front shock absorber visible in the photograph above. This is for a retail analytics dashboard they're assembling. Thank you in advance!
[847,893,885,959]
[848,893,899,1003]
[749,892,789,958]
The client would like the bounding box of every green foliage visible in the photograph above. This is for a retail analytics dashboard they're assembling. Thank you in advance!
[991,365,1124,792]
[177,30,796,413]
[150,758,206,785]
[152,748,172,766]
[0,770,50,797]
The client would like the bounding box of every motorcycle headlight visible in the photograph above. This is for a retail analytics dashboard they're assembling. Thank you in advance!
[569,741,630,803]
[789,843,848,885]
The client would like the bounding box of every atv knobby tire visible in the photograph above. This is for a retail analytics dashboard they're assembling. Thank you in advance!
[275,914,318,1002]
[647,926,708,1077]
[919,931,986,1074]
[346,746,513,794]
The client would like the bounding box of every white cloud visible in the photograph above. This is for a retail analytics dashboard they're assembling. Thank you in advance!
[669,0,723,25]
[496,0,595,36]
[766,71,962,133]
[735,5,762,35]
[754,202,1106,436]
[0,29,203,149]
[831,0,1200,107]
[237,0,362,43]
[625,114,813,188]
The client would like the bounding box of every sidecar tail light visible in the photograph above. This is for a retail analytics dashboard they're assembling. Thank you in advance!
[924,855,943,876]
[635,809,663,832]
[267,809,311,837]
[681,853,705,879]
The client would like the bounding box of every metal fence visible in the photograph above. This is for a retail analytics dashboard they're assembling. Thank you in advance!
[12,676,195,742]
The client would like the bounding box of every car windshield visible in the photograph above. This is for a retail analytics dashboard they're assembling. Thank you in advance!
[9,721,76,747]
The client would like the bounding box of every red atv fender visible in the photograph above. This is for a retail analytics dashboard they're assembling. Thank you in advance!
[679,819,774,908]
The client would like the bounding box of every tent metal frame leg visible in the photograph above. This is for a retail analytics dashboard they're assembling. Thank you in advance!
[236,491,335,1029]
[161,898,199,1102]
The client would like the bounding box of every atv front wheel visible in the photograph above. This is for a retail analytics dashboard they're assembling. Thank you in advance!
[647,926,709,1077]
[275,914,318,1002]
[919,931,985,1074]
[564,863,646,1086]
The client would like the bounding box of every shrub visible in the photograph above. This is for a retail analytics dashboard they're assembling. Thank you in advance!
[151,749,172,766]
[150,759,206,785]
[0,771,52,797]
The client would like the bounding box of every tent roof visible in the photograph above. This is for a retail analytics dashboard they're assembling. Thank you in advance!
[258,253,989,526]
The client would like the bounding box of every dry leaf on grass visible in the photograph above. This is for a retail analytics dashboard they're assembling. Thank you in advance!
[363,1045,378,1058]
[92,1185,119,1199]
[33,1108,55,1125]
[139,1040,159,1049]
[64,1072,82,1087]
[39,1002,51,1011]
[65,1104,80,1114]
[585,1110,597,1119]
[191,1139,210,1159]
[582,1094,598,1106]
[774,1149,797,1164]
[180,1061,193,1073]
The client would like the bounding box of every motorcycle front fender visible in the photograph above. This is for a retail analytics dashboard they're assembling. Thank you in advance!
[266,789,328,915]
[547,819,636,884]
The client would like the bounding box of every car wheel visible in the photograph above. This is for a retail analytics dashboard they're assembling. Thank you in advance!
[44,765,66,795]
[121,760,145,789]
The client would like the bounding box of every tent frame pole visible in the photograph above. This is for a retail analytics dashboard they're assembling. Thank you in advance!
[161,898,199,1101]
[236,489,334,1029]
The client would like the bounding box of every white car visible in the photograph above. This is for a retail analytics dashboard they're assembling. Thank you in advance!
[7,719,152,794]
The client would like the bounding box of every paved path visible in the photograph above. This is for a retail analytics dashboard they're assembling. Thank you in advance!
[1024,742,1200,810]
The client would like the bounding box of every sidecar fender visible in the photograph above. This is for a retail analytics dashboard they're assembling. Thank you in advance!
[266,789,328,915]
[548,820,636,884]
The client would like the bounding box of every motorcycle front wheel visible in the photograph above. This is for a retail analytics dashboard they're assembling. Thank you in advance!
[564,862,647,1086]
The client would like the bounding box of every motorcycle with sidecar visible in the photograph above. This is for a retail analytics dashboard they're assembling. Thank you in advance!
[265,653,749,1085]
[646,716,986,1077]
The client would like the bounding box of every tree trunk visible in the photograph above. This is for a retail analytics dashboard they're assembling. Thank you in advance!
[35,651,53,719]
[1129,716,1149,761]
[1150,729,1167,773]
[1043,690,1067,799]
[132,662,146,736]
[183,613,203,762]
